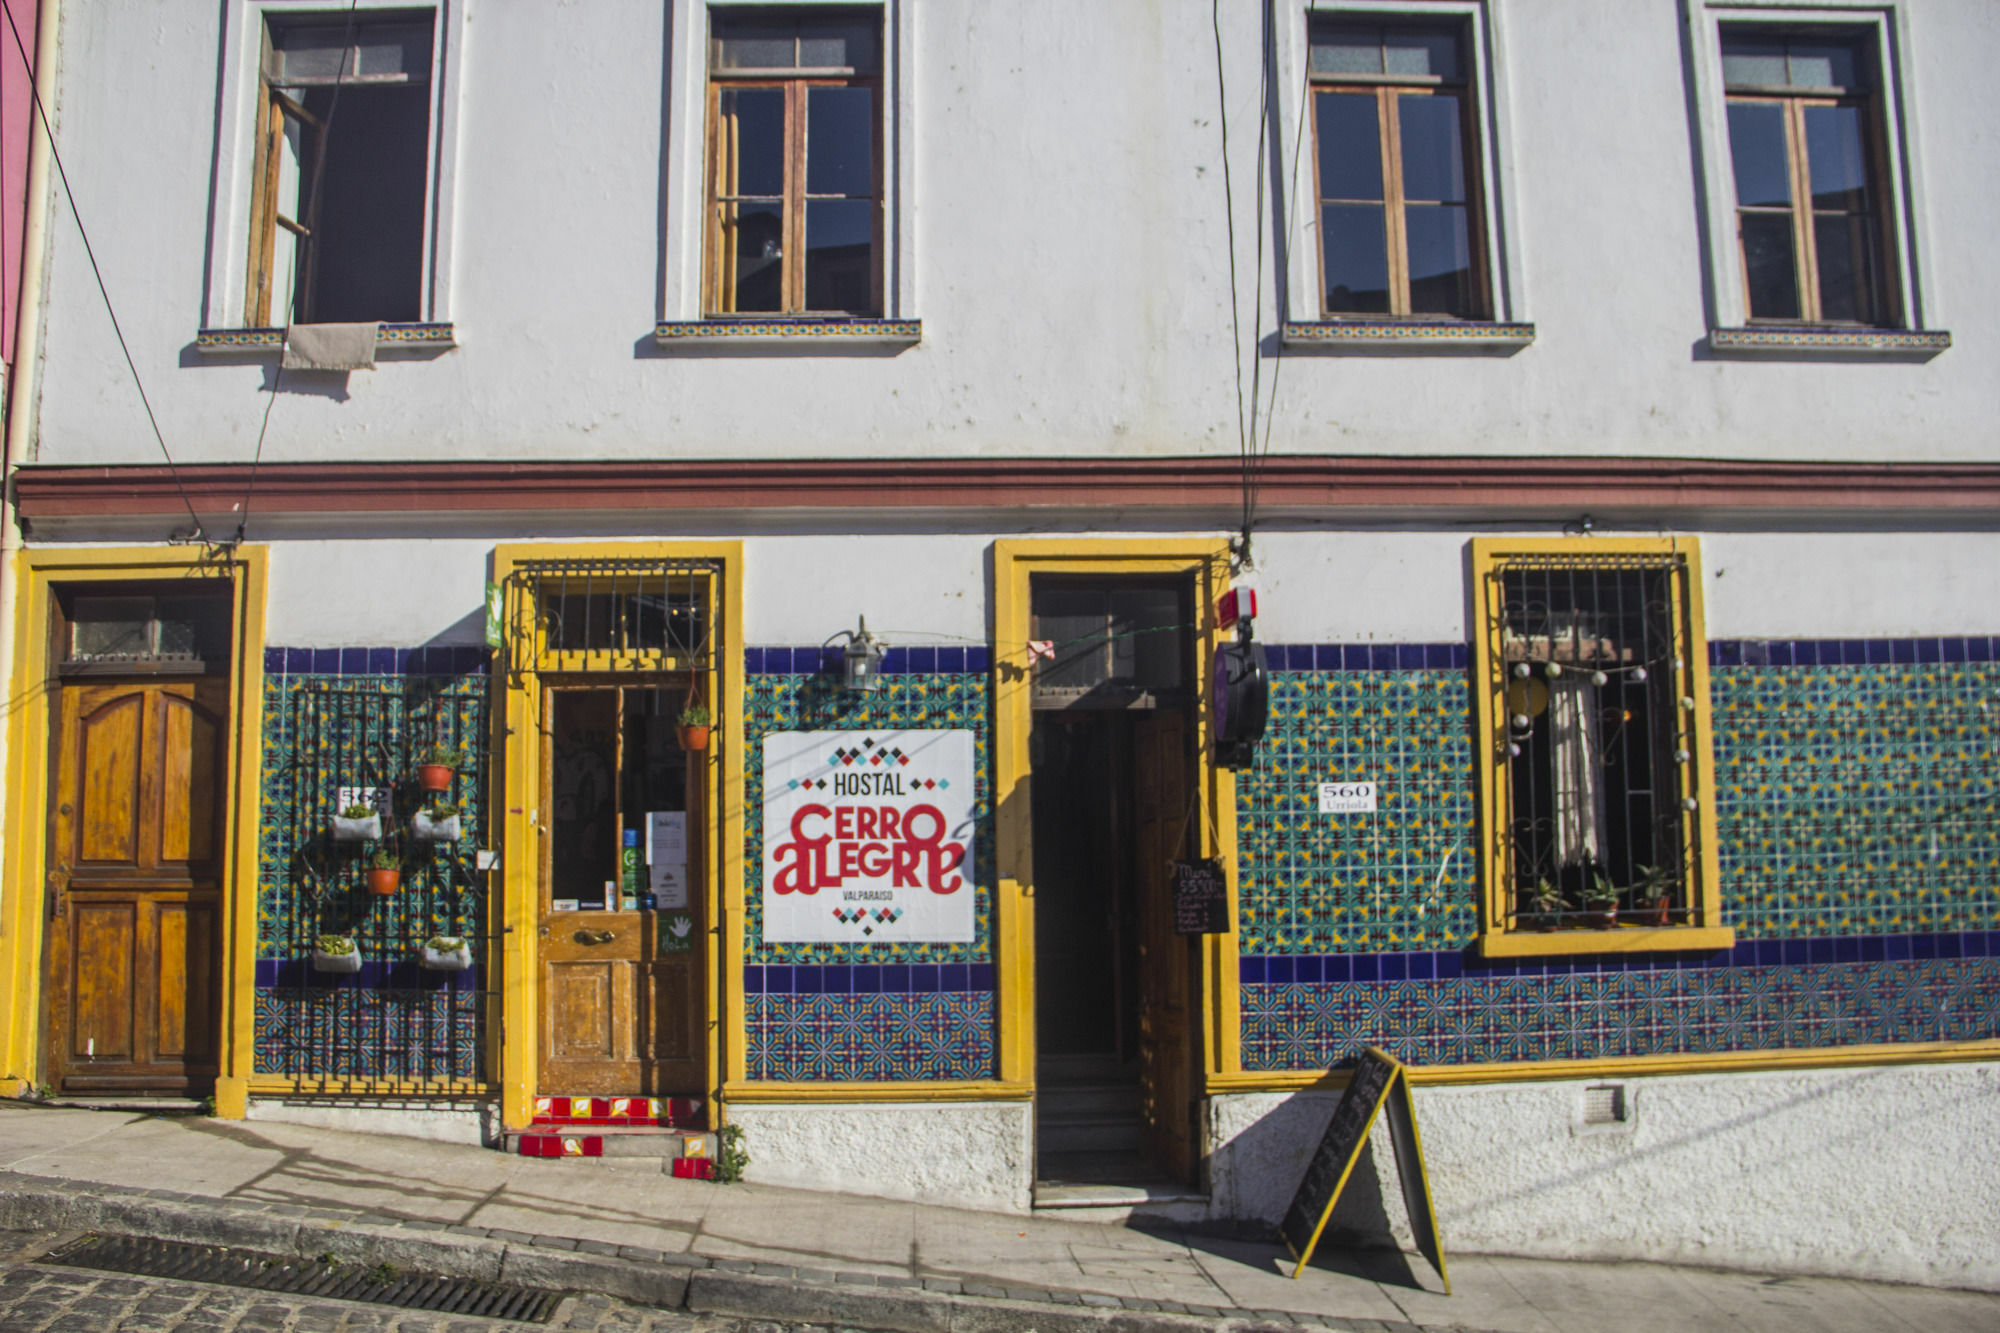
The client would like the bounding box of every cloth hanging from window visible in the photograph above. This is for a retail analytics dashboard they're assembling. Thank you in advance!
[1548,677,1608,868]
[282,322,381,371]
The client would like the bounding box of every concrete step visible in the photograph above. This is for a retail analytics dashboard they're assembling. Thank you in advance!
[504,1127,716,1160]
[1036,1113,1142,1154]
[1036,1082,1142,1117]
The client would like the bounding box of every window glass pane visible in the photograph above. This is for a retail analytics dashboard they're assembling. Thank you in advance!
[1720,34,1787,87]
[551,690,618,912]
[806,87,874,196]
[1814,213,1877,324]
[1321,204,1390,314]
[299,83,428,324]
[1804,104,1871,211]
[352,23,432,79]
[1726,102,1790,208]
[799,18,879,74]
[71,597,154,660]
[720,201,785,312]
[1405,204,1474,316]
[713,18,794,71]
[1789,41,1859,91]
[805,198,875,312]
[717,88,785,197]
[1315,92,1382,201]
[1739,212,1800,319]
[1310,25,1382,76]
[1383,27,1460,81]
[1397,94,1466,203]
[621,691,689,851]
[273,25,351,81]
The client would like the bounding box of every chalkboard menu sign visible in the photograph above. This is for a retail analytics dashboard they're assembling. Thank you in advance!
[1171,858,1229,935]
[1278,1047,1450,1294]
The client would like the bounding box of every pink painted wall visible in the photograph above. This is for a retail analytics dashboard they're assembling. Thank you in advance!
[1,0,37,368]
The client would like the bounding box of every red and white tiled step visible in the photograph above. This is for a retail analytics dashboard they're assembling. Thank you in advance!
[504,1096,716,1175]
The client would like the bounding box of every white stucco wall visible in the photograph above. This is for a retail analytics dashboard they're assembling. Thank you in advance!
[726,1101,1033,1214]
[28,1,2000,470]
[1209,1063,2000,1291]
[245,1098,496,1146]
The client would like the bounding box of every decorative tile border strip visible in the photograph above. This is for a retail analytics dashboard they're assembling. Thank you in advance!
[264,645,492,676]
[1240,930,1999,985]
[196,323,457,354]
[1713,636,1999,666]
[746,645,991,675]
[255,960,484,990]
[1261,643,1466,671]
[1281,319,1535,349]
[654,318,921,346]
[745,962,996,994]
[747,992,997,1081]
[1707,325,1949,355]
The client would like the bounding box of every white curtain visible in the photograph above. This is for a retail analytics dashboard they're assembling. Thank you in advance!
[1548,677,1608,867]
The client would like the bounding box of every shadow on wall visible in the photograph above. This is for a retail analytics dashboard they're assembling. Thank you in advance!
[1206,1087,1400,1246]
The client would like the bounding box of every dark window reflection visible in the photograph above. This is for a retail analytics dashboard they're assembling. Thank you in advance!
[1398,94,1466,204]
[726,202,784,312]
[1727,103,1790,208]
[1405,204,1473,316]
[1740,212,1800,319]
[719,88,784,196]
[1814,213,1876,323]
[1316,92,1382,201]
[1323,204,1390,313]
[1805,104,1869,211]
[807,87,874,196]
[805,199,874,312]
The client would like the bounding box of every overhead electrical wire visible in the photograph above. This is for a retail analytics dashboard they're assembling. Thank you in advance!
[0,0,210,547]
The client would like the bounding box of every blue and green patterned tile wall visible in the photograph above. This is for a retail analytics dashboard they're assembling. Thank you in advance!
[741,657,997,1080]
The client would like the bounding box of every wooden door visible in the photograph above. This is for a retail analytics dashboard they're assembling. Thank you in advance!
[539,685,706,1098]
[1133,708,1198,1182]
[44,678,226,1094]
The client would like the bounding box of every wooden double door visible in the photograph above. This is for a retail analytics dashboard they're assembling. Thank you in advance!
[539,683,708,1099]
[44,677,227,1095]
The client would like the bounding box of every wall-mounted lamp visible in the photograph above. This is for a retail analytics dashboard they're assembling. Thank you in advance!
[840,616,886,693]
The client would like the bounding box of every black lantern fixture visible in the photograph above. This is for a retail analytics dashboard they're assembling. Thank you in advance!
[840,616,886,693]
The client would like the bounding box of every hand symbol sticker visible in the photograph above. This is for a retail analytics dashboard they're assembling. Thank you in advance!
[659,914,695,953]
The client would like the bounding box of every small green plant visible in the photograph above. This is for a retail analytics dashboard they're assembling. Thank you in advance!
[339,802,376,820]
[714,1122,750,1184]
[415,744,460,769]
[1584,871,1620,909]
[364,1261,398,1285]
[1530,876,1562,915]
[423,935,466,953]
[424,797,462,820]
[678,704,712,727]
[368,847,401,870]
[315,934,357,956]
[34,1083,53,1101]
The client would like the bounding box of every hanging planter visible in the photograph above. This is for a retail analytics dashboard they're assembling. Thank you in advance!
[311,935,362,974]
[411,801,462,842]
[419,936,473,971]
[678,705,712,752]
[366,849,402,896]
[330,805,382,842]
[414,744,460,793]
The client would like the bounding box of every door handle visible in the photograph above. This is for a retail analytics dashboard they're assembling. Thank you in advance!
[576,928,618,945]
[46,866,69,920]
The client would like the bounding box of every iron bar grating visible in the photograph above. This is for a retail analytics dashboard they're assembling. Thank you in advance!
[39,1234,563,1322]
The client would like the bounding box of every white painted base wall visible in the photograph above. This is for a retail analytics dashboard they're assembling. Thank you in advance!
[1208,1063,2000,1291]
[728,1101,1034,1214]
[245,1099,497,1147]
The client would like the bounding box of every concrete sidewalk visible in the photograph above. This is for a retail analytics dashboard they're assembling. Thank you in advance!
[0,1101,1992,1333]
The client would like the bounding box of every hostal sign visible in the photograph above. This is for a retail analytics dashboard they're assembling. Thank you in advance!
[762,730,976,943]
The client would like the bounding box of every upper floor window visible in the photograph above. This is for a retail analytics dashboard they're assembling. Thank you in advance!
[247,10,436,326]
[705,8,882,317]
[1721,28,1896,326]
[1309,18,1487,320]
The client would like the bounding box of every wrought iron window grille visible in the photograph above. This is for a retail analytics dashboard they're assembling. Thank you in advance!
[503,558,722,682]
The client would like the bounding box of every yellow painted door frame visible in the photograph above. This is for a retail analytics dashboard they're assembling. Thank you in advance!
[0,546,269,1113]
[491,542,744,1132]
[990,539,1243,1093]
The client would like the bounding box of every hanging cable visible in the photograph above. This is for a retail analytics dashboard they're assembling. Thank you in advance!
[1210,0,1254,566]
[1,0,209,545]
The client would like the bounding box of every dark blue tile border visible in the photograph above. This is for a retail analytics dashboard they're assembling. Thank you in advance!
[256,958,483,990]
[266,645,491,677]
[1707,637,2000,669]
[1238,930,1993,984]
[746,645,989,676]
[745,961,995,993]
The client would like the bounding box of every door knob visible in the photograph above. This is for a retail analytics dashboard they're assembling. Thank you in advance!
[576,928,617,945]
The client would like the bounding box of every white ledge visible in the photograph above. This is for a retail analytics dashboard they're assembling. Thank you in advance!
[1282,319,1535,351]
[196,324,458,354]
[654,318,921,347]
[1707,326,1950,357]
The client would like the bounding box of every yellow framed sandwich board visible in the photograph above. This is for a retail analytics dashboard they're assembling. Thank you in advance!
[1278,1046,1449,1293]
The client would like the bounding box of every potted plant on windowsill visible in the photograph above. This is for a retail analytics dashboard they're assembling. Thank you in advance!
[677,705,712,752]
[1526,877,1563,931]
[411,798,462,842]
[414,744,460,793]
[1580,872,1620,930]
[366,847,403,896]
[418,935,472,971]
[1632,864,1676,927]
[330,802,381,842]
[311,934,362,974]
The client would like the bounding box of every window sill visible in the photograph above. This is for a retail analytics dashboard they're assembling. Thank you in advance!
[195,323,458,355]
[1478,925,1735,960]
[654,317,921,348]
[1707,326,1950,358]
[1281,319,1534,352]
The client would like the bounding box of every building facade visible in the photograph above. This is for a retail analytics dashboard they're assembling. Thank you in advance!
[1,0,1996,1290]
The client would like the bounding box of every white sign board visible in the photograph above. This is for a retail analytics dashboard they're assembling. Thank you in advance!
[647,811,690,909]
[1318,781,1378,814]
[762,729,976,943]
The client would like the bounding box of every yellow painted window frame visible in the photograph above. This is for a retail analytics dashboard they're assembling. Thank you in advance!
[491,542,743,1132]
[1469,537,1732,959]
[0,546,269,1114]
[991,538,1245,1093]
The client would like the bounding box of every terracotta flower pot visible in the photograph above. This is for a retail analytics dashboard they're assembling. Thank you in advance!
[416,764,455,792]
[1581,906,1617,930]
[367,867,402,896]
[678,724,711,752]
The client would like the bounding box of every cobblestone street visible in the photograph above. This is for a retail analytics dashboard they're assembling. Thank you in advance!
[0,1230,837,1333]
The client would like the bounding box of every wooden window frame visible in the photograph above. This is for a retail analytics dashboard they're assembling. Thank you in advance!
[1469,538,1732,960]
[703,36,884,318]
[1308,24,1491,321]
